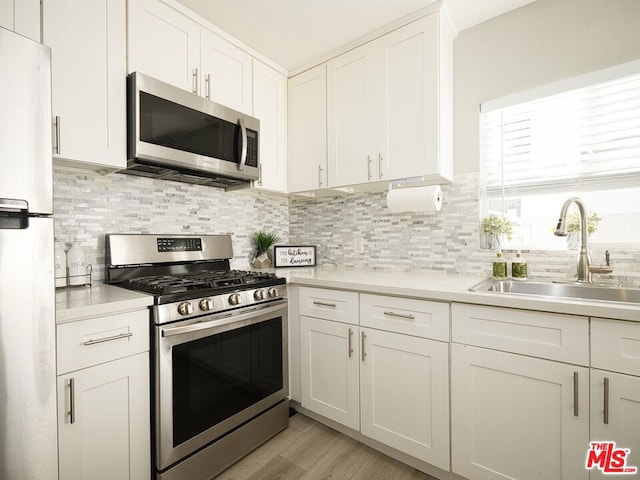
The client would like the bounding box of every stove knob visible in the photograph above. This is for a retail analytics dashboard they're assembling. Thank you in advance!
[199,298,214,311]
[267,287,279,298]
[254,289,265,301]
[177,301,194,316]
[228,293,242,306]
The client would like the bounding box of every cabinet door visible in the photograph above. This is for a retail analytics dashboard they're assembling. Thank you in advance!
[360,328,450,470]
[0,0,40,42]
[451,344,589,480]
[288,64,327,192]
[590,370,640,479]
[252,60,287,193]
[128,0,200,93]
[327,42,376,187]
[201,29,252,113]
[44,0,126,170]
[58,353,150,480]
[375,15,439,181]
[300,316,359,430]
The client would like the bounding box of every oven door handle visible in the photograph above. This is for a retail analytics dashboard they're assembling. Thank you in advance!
[161,300,287,338]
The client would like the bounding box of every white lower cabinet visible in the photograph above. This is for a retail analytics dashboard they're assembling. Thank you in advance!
[360,327,449,470]
[300,315,360,430]
[298,288,450,470]
[57,353,150,480]
[451,344,589,480]
[56,309,150,480]
[590,370,640,479]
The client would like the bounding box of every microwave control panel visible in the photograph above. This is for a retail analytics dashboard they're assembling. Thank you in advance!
[246,129,258,168]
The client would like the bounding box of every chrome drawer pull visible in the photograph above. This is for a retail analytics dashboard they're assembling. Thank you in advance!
[573,371,579,417]
[361,331,367,362]
[604,377,610,425]
[383,311,415,320]
[69,378,75,424]
[83,332,133,346]
[348,328,353,358]
[313,301,337,308]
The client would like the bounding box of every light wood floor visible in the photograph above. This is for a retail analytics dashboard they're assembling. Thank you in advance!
[214,413,439,480]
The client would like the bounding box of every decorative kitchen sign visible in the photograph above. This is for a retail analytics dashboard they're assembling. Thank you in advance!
[273,245,316,267]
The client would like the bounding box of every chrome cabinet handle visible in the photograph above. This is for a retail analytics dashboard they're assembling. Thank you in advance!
[238,118,247,170]
[361,331,367,362]
[258,164,263,186]
[367,155,372,180]
[378,153,383,179]
[312,301,336,308]
[573,371,579,417]
[54,115,61,154]
[348,328,353,358]
[192,68,198,94]
[69,378,75,424]
[318,165,323,187]
[604,376,610,424]
[82,332,133,346]
[383,311,415,320]
[205,73,211,99]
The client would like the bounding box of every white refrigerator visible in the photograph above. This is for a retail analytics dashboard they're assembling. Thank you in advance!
[0,27,58,479]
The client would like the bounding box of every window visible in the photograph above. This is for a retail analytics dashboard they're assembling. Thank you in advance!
[481,60,640,250]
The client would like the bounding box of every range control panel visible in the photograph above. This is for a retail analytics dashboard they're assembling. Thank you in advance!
[157,237,203,252]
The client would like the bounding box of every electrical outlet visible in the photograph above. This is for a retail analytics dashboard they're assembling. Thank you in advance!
[354,236,364,254]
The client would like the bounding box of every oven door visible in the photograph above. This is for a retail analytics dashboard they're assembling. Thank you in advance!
[155,299,288,472]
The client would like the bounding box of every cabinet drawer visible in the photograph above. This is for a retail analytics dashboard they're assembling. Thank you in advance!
[360,294,449,341]
[592,319,640,376]
[57,309,149,374]
[299,287,359,325]
[452,303,588,365]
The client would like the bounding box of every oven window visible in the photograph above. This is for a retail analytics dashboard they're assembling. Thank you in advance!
[172,317,283,447]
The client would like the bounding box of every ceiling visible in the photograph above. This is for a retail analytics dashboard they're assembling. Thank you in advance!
[175,0,537,72]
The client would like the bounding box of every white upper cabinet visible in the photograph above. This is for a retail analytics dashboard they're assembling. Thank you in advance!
[252,60,287,193]
[128,0,253,114]
[327,11,454,188]
[0,0,40,42]
[128,0,200,93]
[201,28,252,114]
[44,0,127,171]
[288,64,328,193]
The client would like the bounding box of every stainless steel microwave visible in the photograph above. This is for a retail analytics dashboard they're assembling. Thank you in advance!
[125,72,259,190]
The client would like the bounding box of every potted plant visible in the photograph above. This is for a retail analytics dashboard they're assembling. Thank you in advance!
[565,211,601,250]
[251,230,280,268]
[481,214,513,250]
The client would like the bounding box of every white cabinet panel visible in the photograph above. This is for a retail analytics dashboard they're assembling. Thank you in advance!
[1,0,40,42]
[452,303,589,365]
[451,344,589,480]
[590,369,640,479]
[44,0,126,171]
[201,29,252,114]
[300,316,360,430]
[288,64,327,192]
[361,328,450,470]
[591,318,640,376]
[253,60,287,193]
[299,286,359,325]
[57,353,150,480]
[128,0,200,92]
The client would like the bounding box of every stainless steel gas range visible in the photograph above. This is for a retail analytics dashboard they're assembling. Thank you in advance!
[105,234,289,480]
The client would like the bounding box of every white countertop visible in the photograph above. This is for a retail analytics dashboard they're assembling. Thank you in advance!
[275,267,640,322]
[56,284,153,323]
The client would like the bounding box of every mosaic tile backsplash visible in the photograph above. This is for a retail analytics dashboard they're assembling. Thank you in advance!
[54,169,640,286]
[53,169,289,282]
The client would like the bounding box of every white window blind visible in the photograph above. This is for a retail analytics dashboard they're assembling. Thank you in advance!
[484,71,640,196]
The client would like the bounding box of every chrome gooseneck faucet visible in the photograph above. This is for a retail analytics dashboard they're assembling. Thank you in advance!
[554,196,613,283]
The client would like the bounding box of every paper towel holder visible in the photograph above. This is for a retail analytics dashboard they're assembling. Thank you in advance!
[389,176,442,196]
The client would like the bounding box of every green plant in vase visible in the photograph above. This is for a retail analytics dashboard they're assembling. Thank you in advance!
[481,214,513,250]
[251,230,280,268]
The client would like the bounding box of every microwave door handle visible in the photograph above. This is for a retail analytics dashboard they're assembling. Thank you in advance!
[238,118,247,171]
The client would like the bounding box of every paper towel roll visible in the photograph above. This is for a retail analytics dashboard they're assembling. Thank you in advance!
[386,184,442,213]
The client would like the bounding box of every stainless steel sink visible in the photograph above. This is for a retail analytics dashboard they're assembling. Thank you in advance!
[470,278,640,304]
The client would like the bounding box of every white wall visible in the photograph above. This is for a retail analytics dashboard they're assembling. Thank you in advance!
[454,0,640,173]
